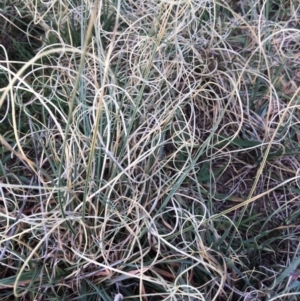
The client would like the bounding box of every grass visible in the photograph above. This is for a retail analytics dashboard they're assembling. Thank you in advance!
[0,0,300,300]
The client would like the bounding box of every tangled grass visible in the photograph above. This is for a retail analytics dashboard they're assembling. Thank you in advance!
[1,0,300,300]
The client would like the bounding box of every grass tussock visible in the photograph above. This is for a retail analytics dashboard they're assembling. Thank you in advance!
[1,0,300,300]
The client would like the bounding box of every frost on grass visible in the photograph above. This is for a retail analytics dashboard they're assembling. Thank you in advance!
[1,0,300,300]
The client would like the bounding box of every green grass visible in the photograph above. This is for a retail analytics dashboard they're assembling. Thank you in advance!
[1,0,300,300]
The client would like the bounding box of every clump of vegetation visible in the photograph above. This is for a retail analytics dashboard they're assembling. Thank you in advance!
[1,0,300,300]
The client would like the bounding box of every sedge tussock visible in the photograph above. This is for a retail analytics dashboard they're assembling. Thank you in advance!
[1,0,300,300]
